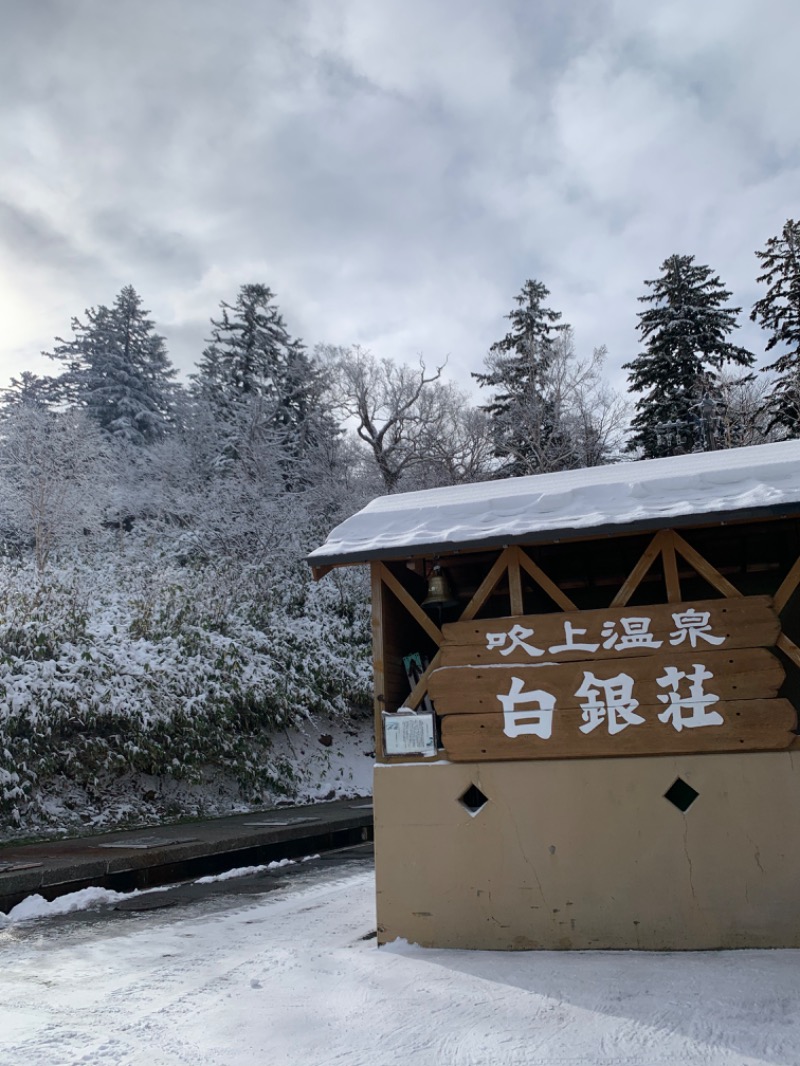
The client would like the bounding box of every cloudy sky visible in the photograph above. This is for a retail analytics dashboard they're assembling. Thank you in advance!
[1,0,797,397]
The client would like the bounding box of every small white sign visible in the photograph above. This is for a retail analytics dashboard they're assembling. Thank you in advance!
[383,711,437,756]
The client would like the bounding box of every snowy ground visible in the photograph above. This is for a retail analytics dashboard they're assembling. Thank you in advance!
[2,857,799,1066]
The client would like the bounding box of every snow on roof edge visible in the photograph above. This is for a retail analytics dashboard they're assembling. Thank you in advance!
[308,502,799,570]
[308,440,800,568]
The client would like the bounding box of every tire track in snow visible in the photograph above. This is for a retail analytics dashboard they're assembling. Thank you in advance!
[2,868,800,1066]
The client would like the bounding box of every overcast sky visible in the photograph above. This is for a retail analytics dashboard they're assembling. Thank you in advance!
[1,0,797,397]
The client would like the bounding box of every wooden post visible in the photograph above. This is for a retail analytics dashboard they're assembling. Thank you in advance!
[507,548,524,617]
[370,562,387,761]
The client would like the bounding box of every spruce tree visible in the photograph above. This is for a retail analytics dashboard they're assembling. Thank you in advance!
[751,219,800,437]
[473,279,571,476]
[0,371,60,415]
[48,286,178,445]
[624,255,754,458]
[193,284,336,482]
[195,285,288,406]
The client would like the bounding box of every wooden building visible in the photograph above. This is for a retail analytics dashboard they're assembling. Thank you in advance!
[308,441,800,950]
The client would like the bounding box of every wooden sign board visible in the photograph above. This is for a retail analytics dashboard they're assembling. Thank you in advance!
[433,596,795,762]
[442,699,797,761]
[441,596,779,666]
[429,649,785,714]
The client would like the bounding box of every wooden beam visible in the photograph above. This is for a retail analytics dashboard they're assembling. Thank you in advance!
[458,548,514,622]
[376,562,443,647]
[777,632,800,672]
[507,547,524,616]
[661,530,681,604]
[516,548,577,611]
[311,564,335,580]
[671,531,743,598]
[610,531,666,607]
[775,555,800,614]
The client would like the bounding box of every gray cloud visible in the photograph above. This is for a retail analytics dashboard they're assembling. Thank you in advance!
[0,199,96,272]
[0,0,797,392]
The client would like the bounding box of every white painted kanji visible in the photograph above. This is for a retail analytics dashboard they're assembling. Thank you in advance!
[575,671,645,735]
[600,617,663,651]
[499,676,555,739]
[668,609,725,648]
[656,664,724,731]
[486,624,544,658]
[548,621,599,654]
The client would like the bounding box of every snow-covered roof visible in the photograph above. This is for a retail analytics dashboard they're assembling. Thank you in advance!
[308,440,800,569]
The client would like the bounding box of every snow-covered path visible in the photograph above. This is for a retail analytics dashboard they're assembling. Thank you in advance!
[2,866,799,1066]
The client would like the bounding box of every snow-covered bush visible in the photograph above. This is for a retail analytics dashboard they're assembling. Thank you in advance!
[0,548,371,830]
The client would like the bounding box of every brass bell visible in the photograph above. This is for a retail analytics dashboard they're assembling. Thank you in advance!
[422,565,458,609]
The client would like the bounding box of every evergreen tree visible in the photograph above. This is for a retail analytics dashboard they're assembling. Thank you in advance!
[47,286,178,445]
[751,219,800,437]
[0,371,60,415]
[624,255,754,458]
[193,284,301,408]
[193,284,337,482]
[473,279,571,476]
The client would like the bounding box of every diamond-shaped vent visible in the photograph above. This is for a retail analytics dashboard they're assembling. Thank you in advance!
[664,778,699,812]
[459,784,489,815]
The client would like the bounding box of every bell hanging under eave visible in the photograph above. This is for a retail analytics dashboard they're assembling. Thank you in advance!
[422,565,458,609]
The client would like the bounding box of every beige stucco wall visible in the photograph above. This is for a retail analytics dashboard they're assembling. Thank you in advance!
[374,752,800,950]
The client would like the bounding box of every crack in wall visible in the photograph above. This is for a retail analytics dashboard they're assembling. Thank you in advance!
[500,790,549,908]
[742,827,766,876]
[682,818,697,901]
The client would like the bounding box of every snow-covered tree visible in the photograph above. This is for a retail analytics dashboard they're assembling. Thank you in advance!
[624,255,754,458]
[0,371,62,415]
[47,286,178,445]
[490,330,627,474]
[549,335,628,468]
[411,389,494,488]
[193,285,335,484]
[474,283,623,475]
[714,371,780,448]
[473,279,574,476]
[0,407,111,572]
[321,345,458,493]
[751,219,800,437]
[194,284,297,405]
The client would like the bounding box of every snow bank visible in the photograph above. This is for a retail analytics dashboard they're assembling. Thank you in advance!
[194,855,319,884]
[0,884,166,926]
[0,855,322,925]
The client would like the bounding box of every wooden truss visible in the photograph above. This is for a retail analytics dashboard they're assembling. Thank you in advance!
[371,530,800,755]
